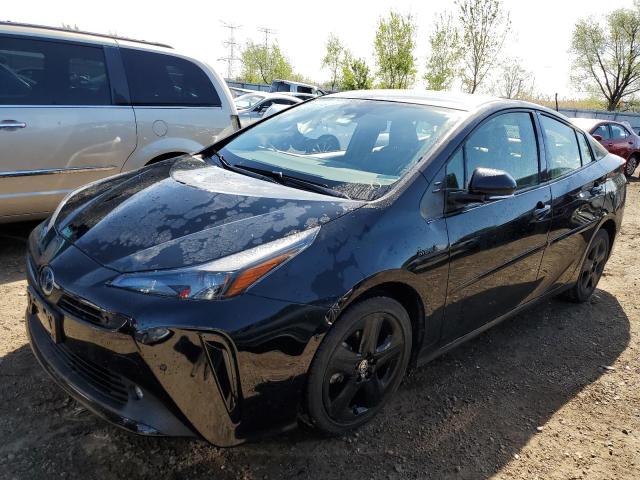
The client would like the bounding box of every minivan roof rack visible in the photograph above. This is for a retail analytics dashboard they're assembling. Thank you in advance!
[0,21,173,49]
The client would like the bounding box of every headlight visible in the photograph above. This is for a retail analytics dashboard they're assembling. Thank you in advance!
[109,227,319,300]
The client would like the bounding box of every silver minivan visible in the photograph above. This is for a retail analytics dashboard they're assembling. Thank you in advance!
[0,22,239,223]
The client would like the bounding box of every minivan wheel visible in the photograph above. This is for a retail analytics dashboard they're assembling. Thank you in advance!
[625,156,638,177]
[562,229,610,303]
[305,297,412,435]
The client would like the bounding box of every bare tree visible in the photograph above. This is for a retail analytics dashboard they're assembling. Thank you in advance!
[424,12,462,91]
[493,58,534,99]
[456,0,510,93]
[570,8,640,111]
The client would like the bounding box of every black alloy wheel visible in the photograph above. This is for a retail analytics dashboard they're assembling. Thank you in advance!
[305,297,412,434]
[563,229,610,303]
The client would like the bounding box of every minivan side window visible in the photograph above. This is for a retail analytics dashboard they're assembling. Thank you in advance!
[0,37,110,106]
[464,112,540,189]
[540,115,582,179]
[121,49,221,107]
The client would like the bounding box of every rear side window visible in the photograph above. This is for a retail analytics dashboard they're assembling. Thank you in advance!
[540,115,582,179]
[0,36,110,105]
[577,132,594,164]
[464,112,540,189]
[610,124,629,139]
[589,136,609,160]
[121,49,221,107]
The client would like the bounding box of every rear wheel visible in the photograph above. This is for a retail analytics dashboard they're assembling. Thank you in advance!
[625,156,638,177]
[562,229,610,303]
[305,297,412,435]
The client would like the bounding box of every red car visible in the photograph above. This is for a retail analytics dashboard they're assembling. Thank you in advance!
[571,118,639,177]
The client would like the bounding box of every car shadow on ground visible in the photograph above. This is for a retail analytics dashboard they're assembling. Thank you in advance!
[0,221,38,285]
[0,285,630,479]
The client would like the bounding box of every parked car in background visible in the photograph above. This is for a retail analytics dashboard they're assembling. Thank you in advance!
[235,92,300,126]
[0,22,238,223]
[270,78,324,96]
[570,117,640,177]
[26,91,626,446]
[228,86,255,98]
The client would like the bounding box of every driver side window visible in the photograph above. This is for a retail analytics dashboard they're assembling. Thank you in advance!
[445,111,540,191]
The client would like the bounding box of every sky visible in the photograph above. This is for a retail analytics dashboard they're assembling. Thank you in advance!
[2,0,636,97]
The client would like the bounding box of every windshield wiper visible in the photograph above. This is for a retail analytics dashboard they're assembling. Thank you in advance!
[239,165,352,200]
[211,151,278,184]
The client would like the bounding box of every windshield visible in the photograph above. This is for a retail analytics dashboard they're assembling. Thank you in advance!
[218,98,464,200]
[235,94,265,110]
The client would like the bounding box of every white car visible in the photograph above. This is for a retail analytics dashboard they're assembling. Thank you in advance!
[235,92,301,127]
[0,22,239,223]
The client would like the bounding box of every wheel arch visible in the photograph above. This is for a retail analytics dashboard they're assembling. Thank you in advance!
[330,276,428,367]
[600,217,617,253]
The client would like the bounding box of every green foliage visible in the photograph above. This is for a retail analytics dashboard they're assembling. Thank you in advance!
[341,54,373,90]
[456,0,510,93]
[240,42,294,84]
[373,11,417,89]
[570,8,640,111]
[322,34,344,90]
[424,12,462,91]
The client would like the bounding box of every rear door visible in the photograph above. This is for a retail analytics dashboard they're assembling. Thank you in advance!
[608,123,633,159]
[535,114,608,292]
[119,48,230,167]
[441,110,552,342]
[0,35,136,219]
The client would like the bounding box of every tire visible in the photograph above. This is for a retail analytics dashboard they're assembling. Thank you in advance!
[624,156,638,177]
[305,297,412,435]
[561,229,610,303]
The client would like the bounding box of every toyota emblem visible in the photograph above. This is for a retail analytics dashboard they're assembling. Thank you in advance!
[39,266,55,296]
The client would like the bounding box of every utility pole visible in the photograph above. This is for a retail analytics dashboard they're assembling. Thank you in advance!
[219,21,241,80]
[257,26,276,50]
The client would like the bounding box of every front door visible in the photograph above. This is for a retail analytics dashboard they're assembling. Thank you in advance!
[0,35,136,218]
[441,111,552,342]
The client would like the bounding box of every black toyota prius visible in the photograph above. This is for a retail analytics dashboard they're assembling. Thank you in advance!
[25,90,626,446]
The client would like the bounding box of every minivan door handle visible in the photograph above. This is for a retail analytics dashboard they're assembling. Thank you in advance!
[0,120,27,130]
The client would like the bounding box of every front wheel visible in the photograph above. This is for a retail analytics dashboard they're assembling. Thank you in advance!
[561,229,610,303]
[305,297,412,435]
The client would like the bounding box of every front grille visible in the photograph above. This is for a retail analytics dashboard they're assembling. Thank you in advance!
[57,295,129,330]
[44,332,129,407]
[58,295,104,325]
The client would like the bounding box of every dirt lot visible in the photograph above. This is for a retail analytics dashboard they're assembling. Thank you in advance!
[1,183,639,480]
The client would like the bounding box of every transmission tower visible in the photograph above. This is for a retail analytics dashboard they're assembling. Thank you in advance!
[257,26,277,50]
[219,21,241,79]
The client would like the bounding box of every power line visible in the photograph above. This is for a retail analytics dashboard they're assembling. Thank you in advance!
[219,21,241,79]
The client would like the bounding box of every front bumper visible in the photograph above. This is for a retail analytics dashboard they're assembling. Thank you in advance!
[25,227,329,446]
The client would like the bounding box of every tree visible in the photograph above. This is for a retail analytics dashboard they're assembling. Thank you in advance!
[456,0,510,93]
[240,42,294,84]
[570,8,640,111]
[341,54,373,90]
[373,11,417,89]
[322,34,344,91]
[424,12,462,91]
[493,58,534,99]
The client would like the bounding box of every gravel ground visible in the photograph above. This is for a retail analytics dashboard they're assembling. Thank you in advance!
[1,182,639,480]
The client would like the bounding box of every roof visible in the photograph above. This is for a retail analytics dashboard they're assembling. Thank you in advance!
[568,117,603,131]
[329,89,537,112]
[0,21,172,49]
[236,92,302,102]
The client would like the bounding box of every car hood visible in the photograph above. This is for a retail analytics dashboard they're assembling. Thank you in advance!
[54,155,364,273]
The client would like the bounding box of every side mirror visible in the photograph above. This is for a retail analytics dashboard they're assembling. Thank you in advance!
[592,134,603,142]
[468,167,517,197]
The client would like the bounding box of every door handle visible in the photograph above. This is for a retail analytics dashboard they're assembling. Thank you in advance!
[0,120,26,130]
[533,202,551,219]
